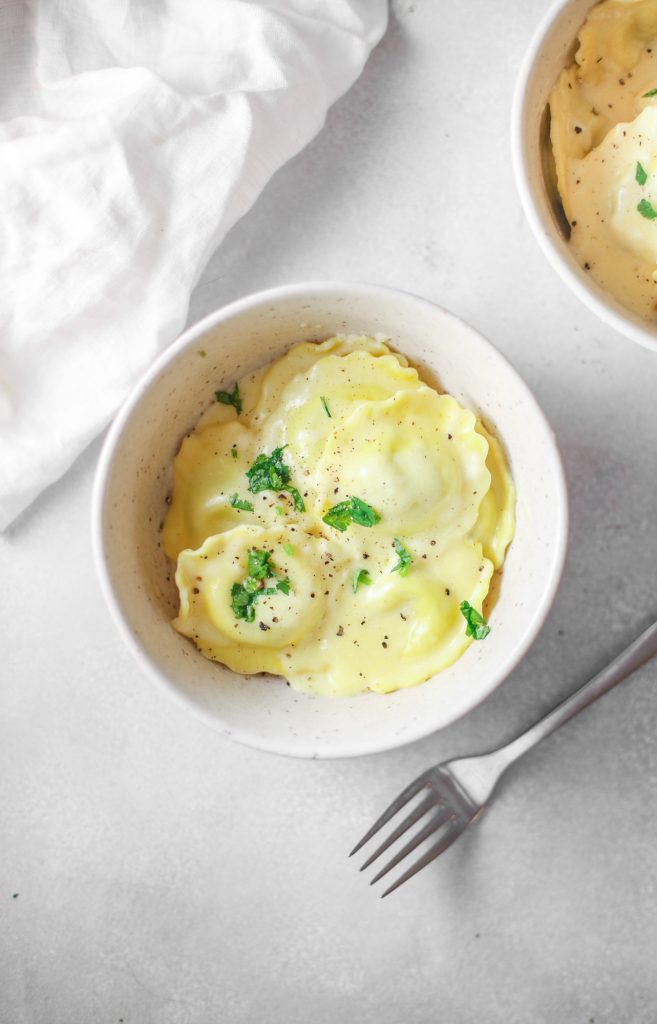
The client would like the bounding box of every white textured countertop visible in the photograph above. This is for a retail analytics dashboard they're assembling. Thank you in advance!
[2,2,657,1021]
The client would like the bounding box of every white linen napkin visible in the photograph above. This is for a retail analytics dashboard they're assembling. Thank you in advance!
[0,0,386,530]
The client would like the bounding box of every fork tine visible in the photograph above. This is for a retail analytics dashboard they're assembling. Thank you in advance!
[369,806,455,885]
[349,770,432,858]
[380,818,469,898]
[359,793,436,871]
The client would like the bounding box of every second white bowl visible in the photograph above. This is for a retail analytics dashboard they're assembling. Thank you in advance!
[93,282,568,758]
[512,0,657,353]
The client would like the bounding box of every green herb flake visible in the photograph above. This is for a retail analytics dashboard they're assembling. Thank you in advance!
[282,543,295,556]
[638,198,657,219]
[231,582,258,622]
[198,350,207,358]
[643,88,657,97]
[229,493,253,512]
[352,568,372,593]
[322,501,352,532]
[231,446,238,460]
[323,495,380,532]
[287,486,305,513]
[245,446,305,511]
[391,538,413,577]
[246,445,289,491]
[636,161,648,186]
[214,382,242,415]
[275,506,284,517]
[230,548,291,622]
[349,496,380,527]
[320,395,332,418]
[247,548,273,580]
[459,600,490,640]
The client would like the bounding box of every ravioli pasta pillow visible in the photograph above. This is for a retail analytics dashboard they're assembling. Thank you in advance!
[163,336,516,697]
[549,0,657,318]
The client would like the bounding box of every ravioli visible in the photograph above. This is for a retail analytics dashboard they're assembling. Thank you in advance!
[313,388,490,541]
[260,350,422,474]
[174,525,331,677]
[162,336,515,697]
[549,0,657,318]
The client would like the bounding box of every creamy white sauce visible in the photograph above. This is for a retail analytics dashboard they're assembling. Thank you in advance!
[550,0,657,317]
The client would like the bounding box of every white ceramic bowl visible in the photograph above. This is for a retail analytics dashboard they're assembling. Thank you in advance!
[92,281,568,759]
[512,0,657,354]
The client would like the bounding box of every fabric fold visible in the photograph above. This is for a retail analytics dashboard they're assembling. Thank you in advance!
[0,0,387,528]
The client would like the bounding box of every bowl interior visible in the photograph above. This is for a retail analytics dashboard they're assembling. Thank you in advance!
[513,0,657,352]
[94,284,567,758]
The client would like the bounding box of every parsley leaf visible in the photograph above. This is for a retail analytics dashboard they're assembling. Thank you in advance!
[246,445,289,491]
[636,161,648,186]
[459,600,490,640]
[245,446,306,512]
[230,548,291,622]
[352,568,372,593]
[349,496,380,527]
[323,496,380,532]
[320,395,332,418]
[638,198,657,219]
[282,542,295,556]
[242,575,262,594]
[214,382,242,415]
[261,575,289,595]
[643,88,657,97]
[247,548,273,580]
[322,501,352,532]
[231,446,238,460]
[391,538,412,576]
[287,486,305,513]
[229,493,253,512]
[231,582,258,622]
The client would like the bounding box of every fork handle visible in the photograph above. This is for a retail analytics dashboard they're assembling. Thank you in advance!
[495,619,657,770]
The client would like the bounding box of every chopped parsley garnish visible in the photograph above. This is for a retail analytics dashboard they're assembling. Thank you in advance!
[231,582,258,622]
[247,547,273,579]
[245,445,306,512]
[229,493,253,511]
[287,487,305,513]
[231,446,238,460]
[260,578,290,596]
[198,350,207,358]
[275,506,284,517]
[643,88,657,97]
[320,395,332,418]
[460,600,490,640]
[283,542,295,556]
[391,538,412,577]
[322,502,352,532]
[246,446,289,491]
[636,161,648,186]
[352,568,372,593]
[349,496,380,527]
[230,548,290,622]
[637,198,657,219]
[214,382,242,415]
[323,496,380,532]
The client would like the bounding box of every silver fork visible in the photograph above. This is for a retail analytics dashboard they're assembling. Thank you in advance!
[351,619,657,897]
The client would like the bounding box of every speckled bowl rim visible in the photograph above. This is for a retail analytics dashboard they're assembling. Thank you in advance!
[92,280,569,758]
[511,0,657,355]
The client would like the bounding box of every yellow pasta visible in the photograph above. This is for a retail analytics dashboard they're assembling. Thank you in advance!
[162,337,515,697]
[549,0,657,318]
